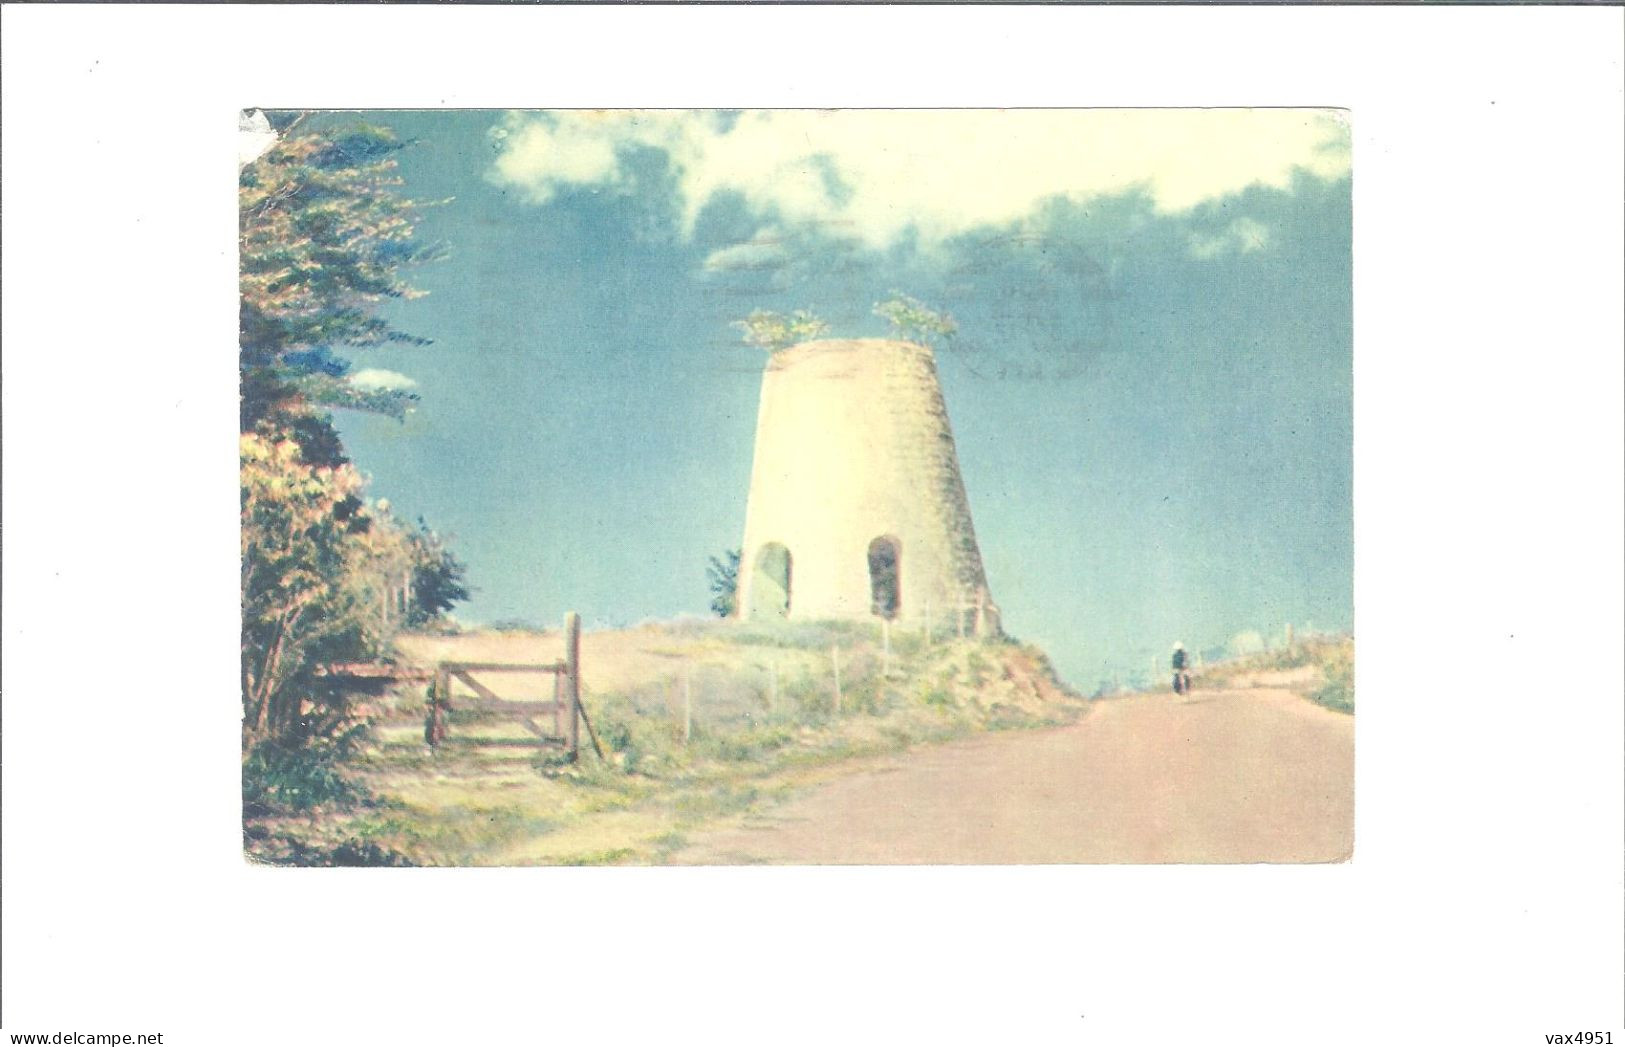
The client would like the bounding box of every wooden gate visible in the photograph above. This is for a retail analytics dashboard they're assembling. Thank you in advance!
[425,611,602,761]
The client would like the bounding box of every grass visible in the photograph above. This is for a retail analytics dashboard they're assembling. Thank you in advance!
[244,618,1086,866]
[1199,634,1355,714]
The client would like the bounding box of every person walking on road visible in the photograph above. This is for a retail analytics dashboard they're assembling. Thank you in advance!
[1171,642,1191,696]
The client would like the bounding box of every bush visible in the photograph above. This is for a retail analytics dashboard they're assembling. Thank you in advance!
[592,693,686,777]
[405,520,472,627]
[246,829,416,868]
[1313,644,1355,713]
[1258,645,1315,670]
[787,673,837,723]
[241,436,471,749]
[242,738,370,817]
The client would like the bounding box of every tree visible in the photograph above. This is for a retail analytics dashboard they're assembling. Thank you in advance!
[873,293,957,345]
[732,308,828,352]
[405,519,472,628]
[240,432,372,745]
[239,119,443,443]
[240,118,464,752]
[707,549,742,617]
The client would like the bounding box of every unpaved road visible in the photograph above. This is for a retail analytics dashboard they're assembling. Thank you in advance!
[673,684,1352,864]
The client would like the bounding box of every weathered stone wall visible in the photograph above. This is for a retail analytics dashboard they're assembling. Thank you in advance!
[736,338,995,628]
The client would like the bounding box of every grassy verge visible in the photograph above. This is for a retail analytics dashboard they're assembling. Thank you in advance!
[244,619,1085,866]
[1310,639,1355,713]
[1198,634,1355,714]
[242,738,418,866]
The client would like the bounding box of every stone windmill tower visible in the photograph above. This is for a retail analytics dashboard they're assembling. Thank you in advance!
[735,338,999,636]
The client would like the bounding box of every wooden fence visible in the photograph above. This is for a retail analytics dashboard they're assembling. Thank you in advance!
[424,611,602,760]
[320,611,601,762]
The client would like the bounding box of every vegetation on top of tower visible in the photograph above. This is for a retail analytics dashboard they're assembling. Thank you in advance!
[732,295,960,352]
[732,308,829,351]
[874,293,957,345]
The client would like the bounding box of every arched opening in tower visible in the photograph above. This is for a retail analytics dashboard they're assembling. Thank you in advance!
[867,535,901,620]
[750,542,792,619]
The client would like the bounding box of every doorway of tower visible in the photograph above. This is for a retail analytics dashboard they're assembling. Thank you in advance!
[868,535,901,620]
[750,542,792,619]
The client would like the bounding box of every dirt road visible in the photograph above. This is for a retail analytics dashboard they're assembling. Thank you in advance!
[672,683,1353,864]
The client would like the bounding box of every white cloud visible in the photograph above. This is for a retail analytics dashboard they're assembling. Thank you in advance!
[487,112,651,204]
[487,109,1350,249]
[349,368,418,392]
[699,228,790,276]
[698,230,786,269]
[1188,216,1272,260]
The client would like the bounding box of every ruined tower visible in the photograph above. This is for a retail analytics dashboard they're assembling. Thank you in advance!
[736,338,999,635]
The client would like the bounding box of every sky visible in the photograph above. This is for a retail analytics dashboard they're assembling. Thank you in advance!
[308,109,1352,690]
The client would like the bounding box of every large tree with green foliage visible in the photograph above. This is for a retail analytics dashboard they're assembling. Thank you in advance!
[240,117,465,752]
[240,118,443,453]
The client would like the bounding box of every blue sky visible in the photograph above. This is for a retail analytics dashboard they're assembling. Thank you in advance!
[315,109,1351,689]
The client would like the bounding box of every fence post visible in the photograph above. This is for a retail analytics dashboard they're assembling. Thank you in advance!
[831,644,843,713]
[553,670,564,739]
[682,663,693,746]
[429,664,448,747]
[426,667,438,747]
[564,611,581,760]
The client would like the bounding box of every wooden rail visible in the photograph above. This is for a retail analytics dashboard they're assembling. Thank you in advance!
[440,661,567,674]
[318,663,434,683]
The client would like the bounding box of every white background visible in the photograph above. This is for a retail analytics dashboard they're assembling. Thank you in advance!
[2,6,1621,1045]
